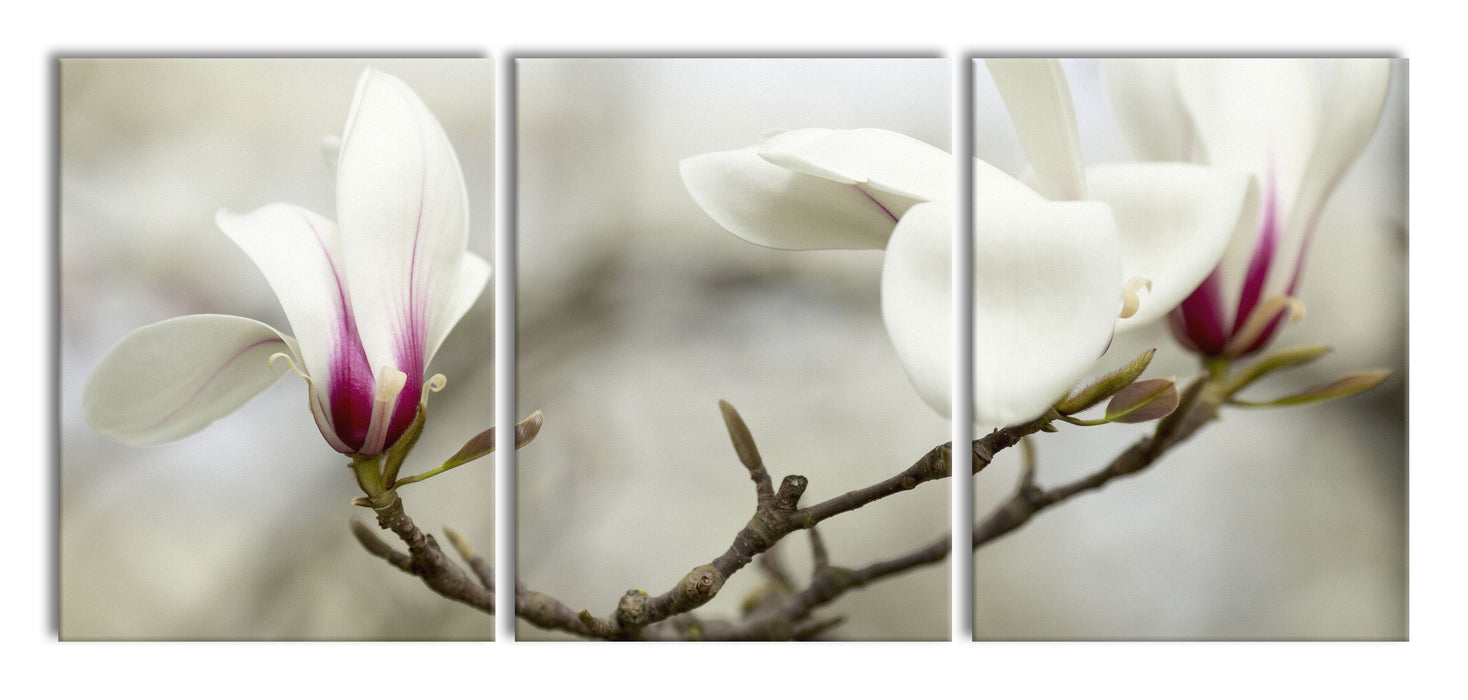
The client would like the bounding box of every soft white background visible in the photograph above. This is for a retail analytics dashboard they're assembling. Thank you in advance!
[7,2,1462,696]
[972,59,1408,639]
[59,59,496,639]
[515,58,952,639]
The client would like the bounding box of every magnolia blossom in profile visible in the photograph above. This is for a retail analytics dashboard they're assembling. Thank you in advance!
[681,61,1254,428]
[83,69,490,456]
[681,127,955,418]
[978,59,1257,425]
[1104,58,1392,357]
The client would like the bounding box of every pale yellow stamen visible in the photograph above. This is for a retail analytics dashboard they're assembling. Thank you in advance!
[420,373,447,409]
[361,366,408,455]
[1118,277,1153,320]
[1223,294,1307,356]
[268,352,309,380]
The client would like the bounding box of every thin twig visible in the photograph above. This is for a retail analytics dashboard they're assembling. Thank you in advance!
[973,376,1217,550]
[443,526,494,593]
[541,406,1058,639]
[352,494,495,615]
[397,386,1214,640]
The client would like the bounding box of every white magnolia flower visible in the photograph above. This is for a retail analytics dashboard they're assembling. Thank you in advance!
[1104,58,1393,357]
[83,68,491,456]
[681,60,1254,429]
[977,58,1258,425]
[680,128,954,416]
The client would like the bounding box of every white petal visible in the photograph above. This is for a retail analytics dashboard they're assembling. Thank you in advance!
[1175,59,1320,216]
[880,202,952,417]
[974,157,1044,205]
[1285,59,1393,244]
[1088,163,1260,331]
[82,314,294,446]
[757,128,951,205]
[1103,59,1197,162]
[426,252,491,366]
[216,203,354,413]
[973,197,1121,428]
[985,59,1088,201]
[336,68,470,382]
[680,146,900,250]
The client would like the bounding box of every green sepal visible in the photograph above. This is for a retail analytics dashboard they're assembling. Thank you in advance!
[1225,345,1333,396]
[1104,378,1180,424]
[1229,369,1390,408]
[1055,348,1156,415]
[381,405,428,488]
[393,411,544,489]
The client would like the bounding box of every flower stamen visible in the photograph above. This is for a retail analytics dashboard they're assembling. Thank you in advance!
[420,373,447,409]
[1119,276,1153,319]
[360,366,408,456]
[1223,294,1306,357]
[268,352,309,380]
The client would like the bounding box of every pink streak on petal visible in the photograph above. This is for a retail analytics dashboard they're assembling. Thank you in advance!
[1233,169,1279,335]
[1167,307,1202,354]
[294,209,375,453]
[853,184,900,224]
[1173,267,1229,355]
[380,114,433,450]
[327,331,375,451]
[1283,199,1326,299]
[139,336,288,432]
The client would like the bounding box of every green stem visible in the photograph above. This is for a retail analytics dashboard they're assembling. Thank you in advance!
[351,454,396,508]
[1203,355,1232,385]
[392,459,467,488]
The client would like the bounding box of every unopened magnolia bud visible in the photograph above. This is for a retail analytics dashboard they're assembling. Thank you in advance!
[718,400,763,471]
[515,411,544,449]
[436,411,545,474]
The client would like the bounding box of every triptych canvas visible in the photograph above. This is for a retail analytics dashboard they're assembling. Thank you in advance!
[60,57,1406,641]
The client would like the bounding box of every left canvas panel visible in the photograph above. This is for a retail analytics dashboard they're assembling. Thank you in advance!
[60,58,497,640]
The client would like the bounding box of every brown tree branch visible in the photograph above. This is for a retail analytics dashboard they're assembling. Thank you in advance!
[443,526,494,592]
[556,404,1060,640]
[350,494,495,616]
[358,382,1218,640]
[973,376,1218,550]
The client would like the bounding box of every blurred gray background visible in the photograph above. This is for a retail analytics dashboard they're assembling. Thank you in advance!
[60,58,496,639]
[972,59,1408,639]
[515,59,953,640]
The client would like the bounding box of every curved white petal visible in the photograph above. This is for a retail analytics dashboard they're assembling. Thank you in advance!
[880,202,952,417]
[216,203,357,419]
[1175,59,1319,216]
[975,157,1044,205]
[426,252,492,366]
[974,198,1121,428]
[82,314,294,446]
[680,146,900,250]
[1285,59,1393,244]
[757,128,951,206]
[321,135,342,179]
[1088,163,1260,331]
[336,67,470,383]
[985,59,1087,201]
[1103,59,1196,162]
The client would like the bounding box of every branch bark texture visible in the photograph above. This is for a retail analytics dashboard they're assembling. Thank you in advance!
[356,382,1220,640]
